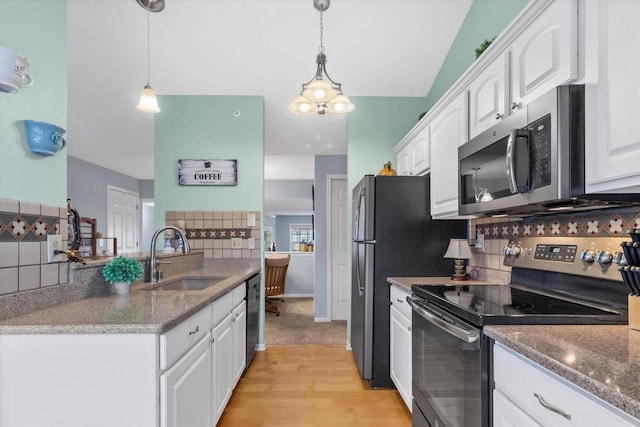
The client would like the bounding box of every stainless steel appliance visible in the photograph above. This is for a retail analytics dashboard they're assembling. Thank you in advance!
[408,236,629,427]
[245,273,260,370]
[459,85,639,217]
[351,175,466,387]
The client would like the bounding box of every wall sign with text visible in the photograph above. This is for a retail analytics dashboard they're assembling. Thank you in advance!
[178,159,237,186]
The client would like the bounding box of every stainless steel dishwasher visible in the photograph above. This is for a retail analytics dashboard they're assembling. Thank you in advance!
[245,273,260,370]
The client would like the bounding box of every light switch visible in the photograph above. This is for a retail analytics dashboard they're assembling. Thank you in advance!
[248,238,255,249]
[475,233,485,251]
[247,213,256,227]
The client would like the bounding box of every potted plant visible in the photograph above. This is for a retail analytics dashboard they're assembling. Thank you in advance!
[102,256,144,294]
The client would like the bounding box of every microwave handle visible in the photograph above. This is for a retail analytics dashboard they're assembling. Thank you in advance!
[506,128,530,193]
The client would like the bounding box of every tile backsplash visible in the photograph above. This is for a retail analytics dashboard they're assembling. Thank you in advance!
[467,207,640,278]
[165,210,261,259]
[0,198,68,296]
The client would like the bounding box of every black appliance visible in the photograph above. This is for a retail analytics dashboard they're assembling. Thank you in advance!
[351,175,466,387]
[408,236,629,427]
[459,85,639,217]
[245,273,260,370]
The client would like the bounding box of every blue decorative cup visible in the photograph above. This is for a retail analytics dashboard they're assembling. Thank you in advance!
[23,120,66,156]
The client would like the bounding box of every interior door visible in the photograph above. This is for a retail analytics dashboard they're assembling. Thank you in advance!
[331,178,348,320]
[107,186,139,254]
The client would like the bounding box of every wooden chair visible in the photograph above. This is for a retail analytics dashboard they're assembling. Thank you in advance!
[264,255,290,316]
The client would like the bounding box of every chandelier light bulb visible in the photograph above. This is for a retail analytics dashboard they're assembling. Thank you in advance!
[327,93,355,114]
[289,96,316,115]
[137,84,161,113]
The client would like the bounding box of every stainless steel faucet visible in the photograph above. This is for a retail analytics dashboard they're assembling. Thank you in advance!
[149,226,190,283]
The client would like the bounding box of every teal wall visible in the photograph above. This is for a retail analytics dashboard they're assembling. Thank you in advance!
[154,95,264,227]
[424,0,529,110]
[347,97,427,192]
[0,0,67,206]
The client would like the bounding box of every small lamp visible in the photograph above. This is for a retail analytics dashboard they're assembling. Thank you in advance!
[444,239,472,281]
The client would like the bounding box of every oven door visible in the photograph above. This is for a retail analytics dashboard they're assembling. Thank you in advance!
[408,296,485,427]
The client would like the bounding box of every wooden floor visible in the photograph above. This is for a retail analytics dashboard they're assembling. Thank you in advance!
[218,345,412,427]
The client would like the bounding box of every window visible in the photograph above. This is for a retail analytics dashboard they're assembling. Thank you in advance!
[264,227,273,251]
[290,224,313,252]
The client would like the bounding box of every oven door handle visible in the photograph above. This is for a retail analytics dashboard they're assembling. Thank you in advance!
[407,297,479,344]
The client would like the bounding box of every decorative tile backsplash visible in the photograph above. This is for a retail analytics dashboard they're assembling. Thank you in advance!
[467,207,640,277]
[0,198,68,296]
[165,210,261,259]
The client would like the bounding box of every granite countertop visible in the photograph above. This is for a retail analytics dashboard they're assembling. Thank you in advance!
[0,264,260,335]
[387,276,499,292]
[485,325,640,420]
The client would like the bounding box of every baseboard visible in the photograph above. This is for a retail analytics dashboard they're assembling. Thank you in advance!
[314,316,330,323]
[256,344,266,352]
[346,340,352,351]
[282,293,314,298]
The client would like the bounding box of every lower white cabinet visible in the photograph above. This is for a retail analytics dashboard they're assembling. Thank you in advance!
[232,300,247,385]
[161,333,212,427]
[212,311,234,424]
[389,284,412,411]
[494,344,639,427]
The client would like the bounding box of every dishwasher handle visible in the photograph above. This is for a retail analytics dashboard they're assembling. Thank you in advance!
[407,296,480,344]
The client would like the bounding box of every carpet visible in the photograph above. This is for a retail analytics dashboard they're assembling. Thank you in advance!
[265,297,347,346]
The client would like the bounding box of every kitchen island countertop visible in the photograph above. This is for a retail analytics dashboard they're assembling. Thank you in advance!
[485,324,640,421]
[0,264,259,335]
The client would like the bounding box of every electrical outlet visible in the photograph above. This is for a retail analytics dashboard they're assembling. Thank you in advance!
[231,238,242,249]
[475,233,485,251]
[248,238,255,249]
[247,213,256,227]
[47,235,65,262]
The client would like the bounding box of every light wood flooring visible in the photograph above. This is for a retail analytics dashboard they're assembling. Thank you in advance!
[218,345,412,427]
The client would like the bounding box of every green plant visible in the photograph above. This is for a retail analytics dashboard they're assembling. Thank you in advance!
[102,256,144,284]
[475,36,496,59]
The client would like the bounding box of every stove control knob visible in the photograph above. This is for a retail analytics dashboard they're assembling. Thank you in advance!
[580,249,596,263]
[503,245,511,255]
[509,245,522,257]
[596,250,613,264]
[612,251,627,265]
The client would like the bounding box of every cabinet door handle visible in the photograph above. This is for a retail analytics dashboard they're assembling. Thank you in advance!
[533,392,571,420]
[495,113,503,120]
[511,102,521,110]
[396,298,404,304]
[188,326,200,336]
[407,326,412,332]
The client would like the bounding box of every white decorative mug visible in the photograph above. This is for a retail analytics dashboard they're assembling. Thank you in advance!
[0,46,33,93]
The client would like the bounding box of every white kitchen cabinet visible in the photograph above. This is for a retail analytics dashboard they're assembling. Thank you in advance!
[509,0,577,111]
[430,92,469,219]
[232,299,247,385]
[212,311,234,424]
[389,283,412,411]
[394,122,430,177]
[468,54,507,139]
[161,333,212,427]
[493,389,542,427]
[396,145,410,176]
[584,0,640,193]
[494,344,639,427]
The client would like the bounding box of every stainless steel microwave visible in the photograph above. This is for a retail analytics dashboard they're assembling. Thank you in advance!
[458,85,638,216]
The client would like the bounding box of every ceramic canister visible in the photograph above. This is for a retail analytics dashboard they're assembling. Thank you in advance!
[23,120,66,156]
[0,47,33,93]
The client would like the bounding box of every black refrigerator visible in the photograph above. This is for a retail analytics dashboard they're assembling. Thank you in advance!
[351,175,467,387]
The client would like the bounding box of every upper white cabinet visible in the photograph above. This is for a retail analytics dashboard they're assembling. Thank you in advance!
[494,344,640,427]
[584,0,640,193]
[430,92,468,219]
[394,122,430,176]
[510,0,577,109]
[468,54,507,139]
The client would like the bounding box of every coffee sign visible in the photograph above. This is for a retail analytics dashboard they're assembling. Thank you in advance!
[178,159,237,186]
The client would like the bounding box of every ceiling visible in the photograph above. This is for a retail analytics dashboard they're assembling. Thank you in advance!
[66,0,473,180]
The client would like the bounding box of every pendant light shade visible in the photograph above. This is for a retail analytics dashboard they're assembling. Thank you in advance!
[137,84,160,113]
[136,0,165,12]
[289,0,354,116]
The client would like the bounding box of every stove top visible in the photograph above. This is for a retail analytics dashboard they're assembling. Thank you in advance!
[411,283,627,326]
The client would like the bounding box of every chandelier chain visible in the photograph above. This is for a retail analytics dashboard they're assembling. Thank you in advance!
[318,12,325,53]
[146,10,150,83]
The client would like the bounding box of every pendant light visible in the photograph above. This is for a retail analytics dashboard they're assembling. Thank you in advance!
[136,3,161,113]
[289,0,354,116]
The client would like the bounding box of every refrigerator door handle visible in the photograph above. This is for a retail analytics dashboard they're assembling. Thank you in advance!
[354,187,364,241]
[355,243,364,296]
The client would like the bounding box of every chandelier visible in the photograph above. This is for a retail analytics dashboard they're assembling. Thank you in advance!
[289,0,354,115]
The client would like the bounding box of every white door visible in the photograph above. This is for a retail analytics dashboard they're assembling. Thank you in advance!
[107,186,139,254]
[330,177,349,320]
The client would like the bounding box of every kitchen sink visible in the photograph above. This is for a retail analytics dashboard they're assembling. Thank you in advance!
[146,276,229,291]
